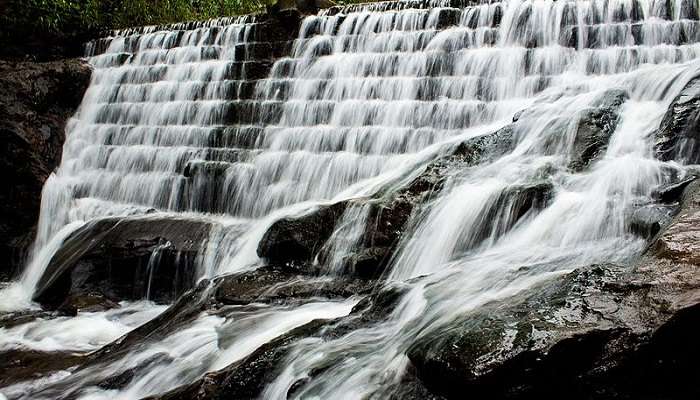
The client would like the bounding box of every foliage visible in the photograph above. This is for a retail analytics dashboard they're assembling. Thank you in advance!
[1,0,272,40]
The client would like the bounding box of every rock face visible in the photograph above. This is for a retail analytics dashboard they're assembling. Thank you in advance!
[651,180,700,265]
[655,76,700,164]
[407,180,700,400]
[568,89,628,171]
[0,59,91,280]
[33,216,211,308]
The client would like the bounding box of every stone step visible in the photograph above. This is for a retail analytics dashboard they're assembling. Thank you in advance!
[91,60,273,85]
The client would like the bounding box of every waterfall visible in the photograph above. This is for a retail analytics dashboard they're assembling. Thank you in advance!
[2,0,700,398]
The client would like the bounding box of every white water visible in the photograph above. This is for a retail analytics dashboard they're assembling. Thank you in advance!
[2,0,700,398]
[0,302,167,353]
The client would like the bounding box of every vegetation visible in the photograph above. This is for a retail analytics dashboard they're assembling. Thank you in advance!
[2,0,272,38]
[0,0,374,59]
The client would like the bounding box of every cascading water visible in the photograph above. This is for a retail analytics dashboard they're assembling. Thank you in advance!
[2,0,700,398]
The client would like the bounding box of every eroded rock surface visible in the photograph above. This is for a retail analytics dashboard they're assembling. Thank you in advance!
[655,76,700,164]
[0,59,91,280]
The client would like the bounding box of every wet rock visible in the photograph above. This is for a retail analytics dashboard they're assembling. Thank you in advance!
[152,318,333,400]
[20,283,213,400]
[408,263,700,399]
[0,309,71,329]
[433,8,461,29]
[87,281,212,368]
[96,353,172,390]
[257,202,348,264]
[213,265,374,305]
[629,204,676,239]
[568,89,628,171]
[348,126,518,278]
[152,283,406,400]
[651,180,700,265]
[262,124,517,279]
[461,181,553,250]
[407,181,700,400]
[33,216,211,308]
[0,59,91,280]
[653,175,698,203]
[655,77,700,164]
[0,348,84,388]
[407,265,631,399]
[57,293,121,315]
[345,247,392,279]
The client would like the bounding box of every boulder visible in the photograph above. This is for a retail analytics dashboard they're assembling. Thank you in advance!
[33,216,211,308]
[407,178,700,400]
[257,202,348,264]
[0,59,91,280]
[653,174,697,203]
[57,293,121,315]
[0,348,84,388]
[655,77,700,164]
[568,89,628,171]
[629,204,676,239]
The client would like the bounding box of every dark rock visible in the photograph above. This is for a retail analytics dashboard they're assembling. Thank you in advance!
[151,283,406,400]
[348,126,518,278]
[653,175,698,203]
[57,293,121,315]
[87,281,213,367]
[33,216,211,308]
[21,282,213,400]
[96,353,172,391]
[268,0,336,15]
[458,181,553,251]
[257,202,348,264]
[213,265,374,305]
[433,8,461,29]
[0,348,84,388]
[408,262,700,399]
[0,309,72,329]
[345,247,392,279]
[629,204,676,239]
[655,76,700,164]
[407,180,700,400]
[260,124,517,279]
[151,319,334,400]
[568,89,628,171]
[0,59,91,280]
[512,109,526,122]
